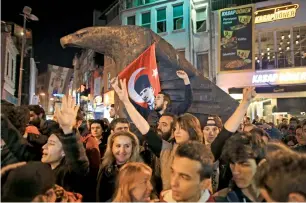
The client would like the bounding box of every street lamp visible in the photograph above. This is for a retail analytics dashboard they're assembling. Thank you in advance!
[18,6,39,106]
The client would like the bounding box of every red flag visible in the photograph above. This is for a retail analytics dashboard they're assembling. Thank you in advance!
[118,43,160,110]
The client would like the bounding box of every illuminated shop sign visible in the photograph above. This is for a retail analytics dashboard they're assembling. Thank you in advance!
[255,4,299,24]
[252,71,306,84]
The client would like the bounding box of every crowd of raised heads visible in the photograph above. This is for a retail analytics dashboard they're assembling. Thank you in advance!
[1,70,306,202]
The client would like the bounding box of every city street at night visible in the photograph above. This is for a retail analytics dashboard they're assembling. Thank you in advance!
[1,0,306,202]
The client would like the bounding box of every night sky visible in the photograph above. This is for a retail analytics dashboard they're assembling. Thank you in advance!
[2,0,115,73]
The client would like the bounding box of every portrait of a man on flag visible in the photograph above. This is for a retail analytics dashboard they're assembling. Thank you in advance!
[118,43,161,110]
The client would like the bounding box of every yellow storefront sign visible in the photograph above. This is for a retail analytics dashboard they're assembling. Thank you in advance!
[255,4,299,24]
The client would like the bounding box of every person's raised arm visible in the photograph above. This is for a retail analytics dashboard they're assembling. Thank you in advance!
[223,87,256,132]
[111,77,150,135]
[111,77,163,156]
[55,95,89,175]
[173,70,193,115]
[211,87,256,160]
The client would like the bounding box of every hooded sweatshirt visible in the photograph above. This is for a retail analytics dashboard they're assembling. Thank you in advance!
[160,189,214,202]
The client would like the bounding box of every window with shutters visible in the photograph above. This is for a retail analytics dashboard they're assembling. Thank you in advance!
[127,15,136,25]
[11,59,14,81]
[196,7,207,32]
[157,8,166,33]
[197,52,209,77]
[141,12,151,29]
[6,52,9,76]
[173,4,183,30]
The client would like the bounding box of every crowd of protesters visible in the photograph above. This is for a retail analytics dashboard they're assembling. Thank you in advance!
[1,70,306,202]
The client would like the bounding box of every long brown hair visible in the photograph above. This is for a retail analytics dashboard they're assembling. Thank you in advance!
[101,131,142,169]
[112,162,152,202]
[175,113,204,143]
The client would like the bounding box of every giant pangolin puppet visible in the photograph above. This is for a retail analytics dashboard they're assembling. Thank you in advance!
[60,25,238,124]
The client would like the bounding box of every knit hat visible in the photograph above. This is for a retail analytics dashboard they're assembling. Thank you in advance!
[2,162,56,202]
[203,115,223,129]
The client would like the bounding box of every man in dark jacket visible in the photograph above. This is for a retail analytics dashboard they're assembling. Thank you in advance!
[214,132,266,202]
[134,70,192,128]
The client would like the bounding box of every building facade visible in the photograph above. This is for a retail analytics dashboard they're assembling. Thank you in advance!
[214,0,306,123]
[36,65,73,116]
[2,21,38,105]
[120,0,212,79]
[1,21,19,105]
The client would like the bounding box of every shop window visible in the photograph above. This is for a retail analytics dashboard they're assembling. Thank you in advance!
[127,15,136,25]
[197,52,209,77]
[141,12,151,29]
[196,7,207,32]
[255,32,260,70]
[276,29,292,68]
[259,32,275,70]
[293,26,306,67]
[173,4,183,30]
[157,8,166,33]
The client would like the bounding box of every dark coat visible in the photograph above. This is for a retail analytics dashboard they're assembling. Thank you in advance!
[147,84,193,127]
[132,84,193,128]
[96,163,122,202]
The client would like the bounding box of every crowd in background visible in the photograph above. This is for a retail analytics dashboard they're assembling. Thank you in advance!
[1,70,306,202]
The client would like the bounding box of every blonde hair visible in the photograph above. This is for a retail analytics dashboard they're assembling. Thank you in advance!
[112,162,152,202]
[101,131,142,169]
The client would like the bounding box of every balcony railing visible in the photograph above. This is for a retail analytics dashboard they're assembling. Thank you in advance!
[255,50,306,70]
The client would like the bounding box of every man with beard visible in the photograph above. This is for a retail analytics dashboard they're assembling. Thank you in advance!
[141,113,176,197]
[28,105,45,129]
[147,70,192,128]
[156,113,176,141]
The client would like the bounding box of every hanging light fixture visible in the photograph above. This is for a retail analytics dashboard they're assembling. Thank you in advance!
[287,46,290,50]
[267,47,270,51]
[288,34,291,38]
[297,34,300,38]
[296,41,299,44]
[281,35,285,40]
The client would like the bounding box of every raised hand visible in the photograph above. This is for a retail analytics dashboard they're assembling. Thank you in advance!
[242,87,256,103]
[111,77,130,104]
[55,95,79,134]
[176,70,188,79]
[176,70,190,85]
